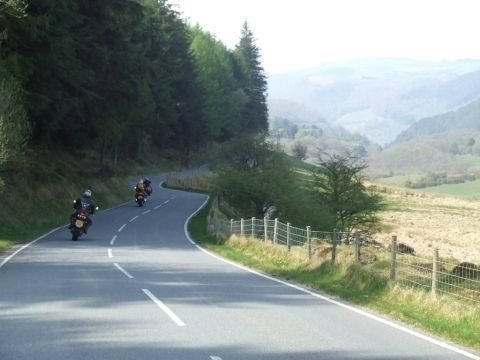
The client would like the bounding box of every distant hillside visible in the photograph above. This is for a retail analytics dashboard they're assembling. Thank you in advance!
[368,129,480,176]
[394,98,480,144]
[268,58,480,145]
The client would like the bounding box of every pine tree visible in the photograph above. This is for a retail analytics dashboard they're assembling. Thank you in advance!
[234,21,268,132]
[0,65,30,165]
[190,25,245,141]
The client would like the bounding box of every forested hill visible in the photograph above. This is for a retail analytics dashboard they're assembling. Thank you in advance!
[393,98,480,144]
[0,0,267,166]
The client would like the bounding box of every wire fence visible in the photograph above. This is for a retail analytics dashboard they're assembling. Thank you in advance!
[165,171,480,303]
[209,214,480,303]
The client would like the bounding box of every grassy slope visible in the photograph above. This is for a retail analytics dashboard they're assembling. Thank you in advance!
[188,200,480,350]
[0,150,178,252]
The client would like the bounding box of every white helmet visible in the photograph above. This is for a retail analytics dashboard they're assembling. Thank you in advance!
[83,189,92,198]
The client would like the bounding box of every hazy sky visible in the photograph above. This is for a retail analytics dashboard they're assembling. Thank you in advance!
[173,0,480,75]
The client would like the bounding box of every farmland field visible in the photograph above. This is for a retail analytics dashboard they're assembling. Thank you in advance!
[369,182,480,263]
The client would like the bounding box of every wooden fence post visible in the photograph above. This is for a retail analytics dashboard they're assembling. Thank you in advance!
[240,218,244,237]
[432,248,439,297]
[390,235,397,282]
[331,229,337,263]
[251,217,255,238]
[273,218,278,244]
[287,222,291,252]
[355,233,361,263]
[307,226,312,259]
[264,217,268,242]
[230,219,233,234]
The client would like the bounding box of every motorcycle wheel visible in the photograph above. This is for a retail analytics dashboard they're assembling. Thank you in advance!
[72,229,79,241]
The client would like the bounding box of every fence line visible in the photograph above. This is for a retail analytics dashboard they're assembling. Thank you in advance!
[208,212,480,303]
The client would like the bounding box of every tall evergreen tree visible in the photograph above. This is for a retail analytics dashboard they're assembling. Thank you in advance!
[0,66,30,166]
[190,25,246,141]
[2,0,90,146]
[0,0,269,164]
[234,21,268,132]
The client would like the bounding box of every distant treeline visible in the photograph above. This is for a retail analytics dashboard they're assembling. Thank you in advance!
[0,0,267,165]
[405,173,478,189]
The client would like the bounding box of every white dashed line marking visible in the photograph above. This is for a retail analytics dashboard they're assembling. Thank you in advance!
[110,235,117,246]
[108,248,113,258]
[118,224,126,232]
[142,210,151,215]
[129,216,139,222]
[210,356,222,360]
[142,289,186,327]
[113,263,134,279]
[154,204,162,210]
[164,200,170,204]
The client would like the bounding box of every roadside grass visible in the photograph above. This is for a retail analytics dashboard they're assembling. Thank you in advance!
[188,201,480,350]
[0,149,178,253]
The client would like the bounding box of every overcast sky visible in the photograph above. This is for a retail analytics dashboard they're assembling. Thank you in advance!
[173,0,480,75]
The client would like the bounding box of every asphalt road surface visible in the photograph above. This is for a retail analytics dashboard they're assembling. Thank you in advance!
[1,175,479,360]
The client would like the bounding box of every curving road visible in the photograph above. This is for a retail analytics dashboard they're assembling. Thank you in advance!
[0,176,479,360]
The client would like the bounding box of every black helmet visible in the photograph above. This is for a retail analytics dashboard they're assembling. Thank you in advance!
[83,189,92,198]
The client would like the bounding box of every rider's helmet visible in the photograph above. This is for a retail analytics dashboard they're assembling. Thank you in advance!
[83,189,92,198]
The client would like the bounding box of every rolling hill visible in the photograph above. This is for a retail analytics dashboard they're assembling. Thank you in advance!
[393,98,480,144]
[268,58,480,145]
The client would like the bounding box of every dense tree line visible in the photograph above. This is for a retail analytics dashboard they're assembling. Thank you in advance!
[0,0,267,165]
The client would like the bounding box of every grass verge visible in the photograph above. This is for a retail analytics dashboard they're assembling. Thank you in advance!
[188,200,480,351]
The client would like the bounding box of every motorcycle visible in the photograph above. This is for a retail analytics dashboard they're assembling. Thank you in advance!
[135,190,147,207]
[71,210,89,241]
[70,202,99,241]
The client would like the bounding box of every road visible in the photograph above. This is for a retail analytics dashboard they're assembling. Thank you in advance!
[0,176,479,360]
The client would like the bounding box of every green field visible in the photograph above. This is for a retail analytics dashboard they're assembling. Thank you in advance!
[457,154,480,167]
[375,174,480,198]
[422,179,480,198]
[375,174,422,187]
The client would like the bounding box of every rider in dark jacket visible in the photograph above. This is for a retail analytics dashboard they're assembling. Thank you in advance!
[143,178,152,195]
[69,189,96,233]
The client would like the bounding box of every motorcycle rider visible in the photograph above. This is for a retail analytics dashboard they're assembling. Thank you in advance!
[143,178,152,195]
[135,180,147,202]
[135,179,145,193]
[69,189,96,233]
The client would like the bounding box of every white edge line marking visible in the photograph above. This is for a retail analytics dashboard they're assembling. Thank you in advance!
[108,248,113,258]
[118,224,127,232]
[110,235,117,246]
[210,356,222,360]
[142,210,151,215]
[129,215,139,222]
[142,289,186,327]
[183,197,480,360]
[113,262,134,279]
[0,226,64,269]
